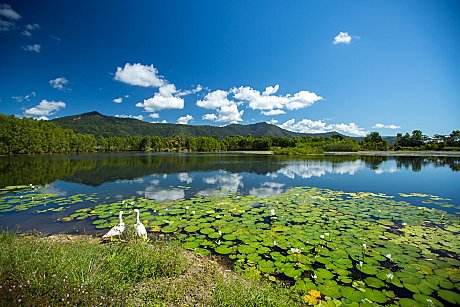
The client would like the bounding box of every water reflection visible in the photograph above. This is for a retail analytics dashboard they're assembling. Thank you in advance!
[274,160,366,179]
[250,182,285,198]
[138,186,185,201]
[0,153,458,201]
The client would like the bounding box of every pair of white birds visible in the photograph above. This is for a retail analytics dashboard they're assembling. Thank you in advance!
[102,209,147,239]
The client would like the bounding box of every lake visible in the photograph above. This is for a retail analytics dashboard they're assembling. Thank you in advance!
[0,152,458,234]
[2,152,460,305]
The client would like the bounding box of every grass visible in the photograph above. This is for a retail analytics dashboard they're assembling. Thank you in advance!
[0,232,303,306]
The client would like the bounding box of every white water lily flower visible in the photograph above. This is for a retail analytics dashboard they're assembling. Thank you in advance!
[358,261,363,267]
[362,243,367,249]
[385,254,393,261]
[290,248,301,254]
[218,230,222,236]
[273,241,277,246]
[320,235,325,239]
[426,299,434,307]
[216,240,221,245]
[311,274,317,279]
[401,222,407,226]
[185,206,189,210]
[325,232,330,236]
[270,209,276,216]
[386,273,394,280]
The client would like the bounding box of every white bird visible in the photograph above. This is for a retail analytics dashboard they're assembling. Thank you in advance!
[102,211,125,239]
[133,208,147,239]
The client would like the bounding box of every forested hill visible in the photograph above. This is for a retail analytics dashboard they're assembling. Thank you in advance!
[51,111,340,139]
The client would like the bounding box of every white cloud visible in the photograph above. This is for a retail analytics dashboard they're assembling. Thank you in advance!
[21,44,41,53]
[115,63,187,116]
[284,91,323,110]
[113,97,123,103]
[267,119,278,125]
[0,4,21,32]
[177,114,193,125]
[333,32,352,45]
[136,83,184,112]
[262,84,280,96]
[21,23,39,36]
[25,23,39,30]
[0,18,14,31]
[114,114,144,121]
[149,113,160,119]
[197,90,232,109]
[114,63,164,87]
[177,84,203,97]
[151,119,168,124]
[279,118,367,136]
[0,4,21,20]
[373,123,401,129]
[231,85,322,115]
[49,77,70,91]
[261,109,285,116]
[197,90,243,123]
[24,99,65,118]
[12,91,36,102]
[202,113,217,121]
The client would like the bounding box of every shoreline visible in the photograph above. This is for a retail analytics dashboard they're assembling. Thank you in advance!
[1,150,459,158]
[323,150,460,157]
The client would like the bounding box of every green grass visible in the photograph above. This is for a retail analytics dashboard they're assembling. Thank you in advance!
[0,232,302,306]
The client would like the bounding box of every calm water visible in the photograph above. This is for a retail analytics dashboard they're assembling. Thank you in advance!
[0,152,458,234]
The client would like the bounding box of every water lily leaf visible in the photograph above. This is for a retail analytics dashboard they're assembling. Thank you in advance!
[184,225,200,232]
[364,277,385,288]
[315,268,334,280]
[284,267,302,278]
[215,245,233,255]
[363,289,387,303]
[413,294,443,306]
[438,289,460,304]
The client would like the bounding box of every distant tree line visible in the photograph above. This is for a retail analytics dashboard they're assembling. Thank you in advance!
[0,115,458,155]
[394,130,460,151]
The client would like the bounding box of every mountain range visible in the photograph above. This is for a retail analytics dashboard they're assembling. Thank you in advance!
[51,111,343,139]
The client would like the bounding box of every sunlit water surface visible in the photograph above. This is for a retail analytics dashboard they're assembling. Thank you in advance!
[0,153,458,234]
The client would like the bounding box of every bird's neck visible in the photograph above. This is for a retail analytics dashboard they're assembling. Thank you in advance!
[136,212,140,224]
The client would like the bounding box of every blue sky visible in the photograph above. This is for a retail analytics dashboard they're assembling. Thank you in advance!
[1,1,459,136]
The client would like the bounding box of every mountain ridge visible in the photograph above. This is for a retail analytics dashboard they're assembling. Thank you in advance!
[51,111,345,139]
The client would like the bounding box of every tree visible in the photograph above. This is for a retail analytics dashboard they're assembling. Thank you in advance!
[360,132,388,151]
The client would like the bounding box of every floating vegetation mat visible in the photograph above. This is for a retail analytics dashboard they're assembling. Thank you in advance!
[0,185,99,213]
[2,185,460,305]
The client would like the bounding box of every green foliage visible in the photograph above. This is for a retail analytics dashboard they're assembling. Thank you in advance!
[273,136,360,155]
[0,114,96,154]
[394,130,460,151]
[360,132,388,151]
[323,139,360,152]
[0,233,301,306]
